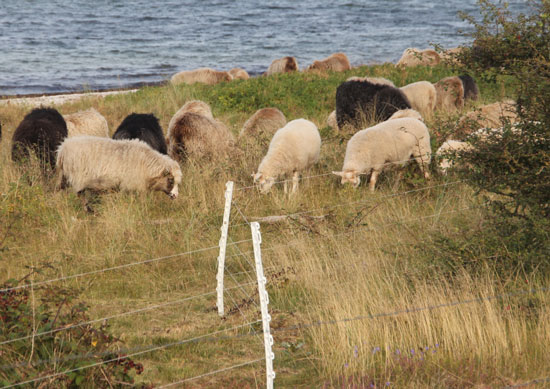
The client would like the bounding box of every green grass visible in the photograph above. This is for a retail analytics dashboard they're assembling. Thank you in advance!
[0,64,548,387]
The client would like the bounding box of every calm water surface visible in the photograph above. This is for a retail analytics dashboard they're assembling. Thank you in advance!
[0,0,530,95]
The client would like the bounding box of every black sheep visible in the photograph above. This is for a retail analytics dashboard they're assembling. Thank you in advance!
[112,113,167,154]
[458,75,480,101]
[336,80,412,129]
[11,107,68,169]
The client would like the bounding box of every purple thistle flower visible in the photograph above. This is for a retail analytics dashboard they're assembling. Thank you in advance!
[410,349,415,355]
[395,349,400,355]
[435,343,440,348]
[424,346,429,351]
[354,346,358,358]
[344,363,349,368]
[386,382,391,387]
[372,346,380,354]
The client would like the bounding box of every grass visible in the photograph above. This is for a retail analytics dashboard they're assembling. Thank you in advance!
[0,64,547,388]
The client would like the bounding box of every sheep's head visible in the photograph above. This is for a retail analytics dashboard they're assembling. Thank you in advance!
[151,165,182,199]
[332,170,360,187]
[252,172,275,194]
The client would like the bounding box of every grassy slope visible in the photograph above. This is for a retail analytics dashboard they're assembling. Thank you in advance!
[0,64,548,387]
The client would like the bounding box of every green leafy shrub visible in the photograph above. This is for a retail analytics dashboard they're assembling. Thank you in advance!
[0,271,149,388]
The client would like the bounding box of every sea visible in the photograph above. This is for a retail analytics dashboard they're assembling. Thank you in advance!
[0,0,531,96]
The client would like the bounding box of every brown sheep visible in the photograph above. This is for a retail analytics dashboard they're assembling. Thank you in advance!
[458,100,518,135]
[229,68,250,80]
[306,52,351,72]
[167,112,234,162]
[434,76,465,112]
[168,100,213,135]
[171,67,232,85]
[396,48,441,67]
[265,56,299,75]
[239,108,286,138]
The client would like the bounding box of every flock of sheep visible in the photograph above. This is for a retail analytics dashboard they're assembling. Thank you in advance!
[6,49,519,204]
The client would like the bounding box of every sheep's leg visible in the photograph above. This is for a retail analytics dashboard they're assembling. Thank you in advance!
[283,180,288,194]
[291,171,299,194]
[368,171,378,192]
[414,154,431,180]
[392,170,404,192]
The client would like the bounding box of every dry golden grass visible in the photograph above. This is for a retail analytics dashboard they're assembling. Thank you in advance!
[0,66,545,387]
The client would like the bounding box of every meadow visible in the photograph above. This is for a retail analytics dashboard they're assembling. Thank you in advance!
[1,63,548,388]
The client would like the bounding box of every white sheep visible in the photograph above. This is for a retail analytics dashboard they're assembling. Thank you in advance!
[56,136,182,199]
[253,119,321,194]
[306,52,351,72]
[171,67,232,85]
[229,68,250,80]
[400,81,437,119]
[239,108,286,138]
[436,140,473,174]
[387,108,423,121]
[63,108,109,137]
[333,116,431,191]
[346,76,395,87]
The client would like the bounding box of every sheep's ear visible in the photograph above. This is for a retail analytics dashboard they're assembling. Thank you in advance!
[332,171,344,177]
[162,170,171,177]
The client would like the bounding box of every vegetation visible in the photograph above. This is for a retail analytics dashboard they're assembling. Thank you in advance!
[0,3,549,385]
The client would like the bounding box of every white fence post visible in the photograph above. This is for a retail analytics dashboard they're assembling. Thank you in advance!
[216,181,234,317]
[250,222,275,389]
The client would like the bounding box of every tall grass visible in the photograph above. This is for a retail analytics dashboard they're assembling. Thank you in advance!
[0,64,546,387]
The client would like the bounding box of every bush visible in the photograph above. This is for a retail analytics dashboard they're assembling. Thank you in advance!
[0,270,149,388]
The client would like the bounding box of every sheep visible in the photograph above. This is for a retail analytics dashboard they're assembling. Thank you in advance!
[56,136,182,199]
[458,75,480,101]
[168,100,213,136]
[333,116,431,191]
[171,67,232,85]
[229,68,250,80]
[436,140,473,174]
[11,107,68,169]
[239,108,286,138]
[346,76,395,87]
[440,47,465,64]
[166,112,234,162]
[306,52,351,72]
[400,81,437,119]
[434,76,465,112]
[63,108,109,138]
[265,56,298,76]
[396,48,441,67]
[253,119,321,194]
[335,80,412,129]
[113,113,167,155]
[458,100,518,135]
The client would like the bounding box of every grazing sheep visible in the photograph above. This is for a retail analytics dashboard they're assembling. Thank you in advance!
[64,108,109,138]
[167,112,234,161]
[265,56,298,76]
[56,136,182,199]
[327,110,338,130]
[306,52,351,72]
[436,140,473,174]
[458,100,518,135]
[113,113,167,155]
[346,76,395,87]
[168,100,213,137]
[171,67,232,85]
[459,75,479,101]
[434,76,465,112]
[333,116,431,191]
[440,47,465,64]
[253,119,321,194]
[400,81,437,119]
[229,68,250,80]
[335,80,412,129]
[388,109,423,121]
[396,48,441,67]
[11,107,68,169]
[239,108,286,138]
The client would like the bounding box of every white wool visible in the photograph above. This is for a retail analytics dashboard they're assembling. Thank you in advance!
[64,108,109,137]
[335,117,431,190]
[346,76,395,87]
[56,136,182,196]
[239,108,286,138]
[229,68,250,80]
[306,52,351,72]
[255,119,321,192]
[387,109,423,122]
[265,57,298,76]
[436,140,473,174]
[400,81,437,119]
